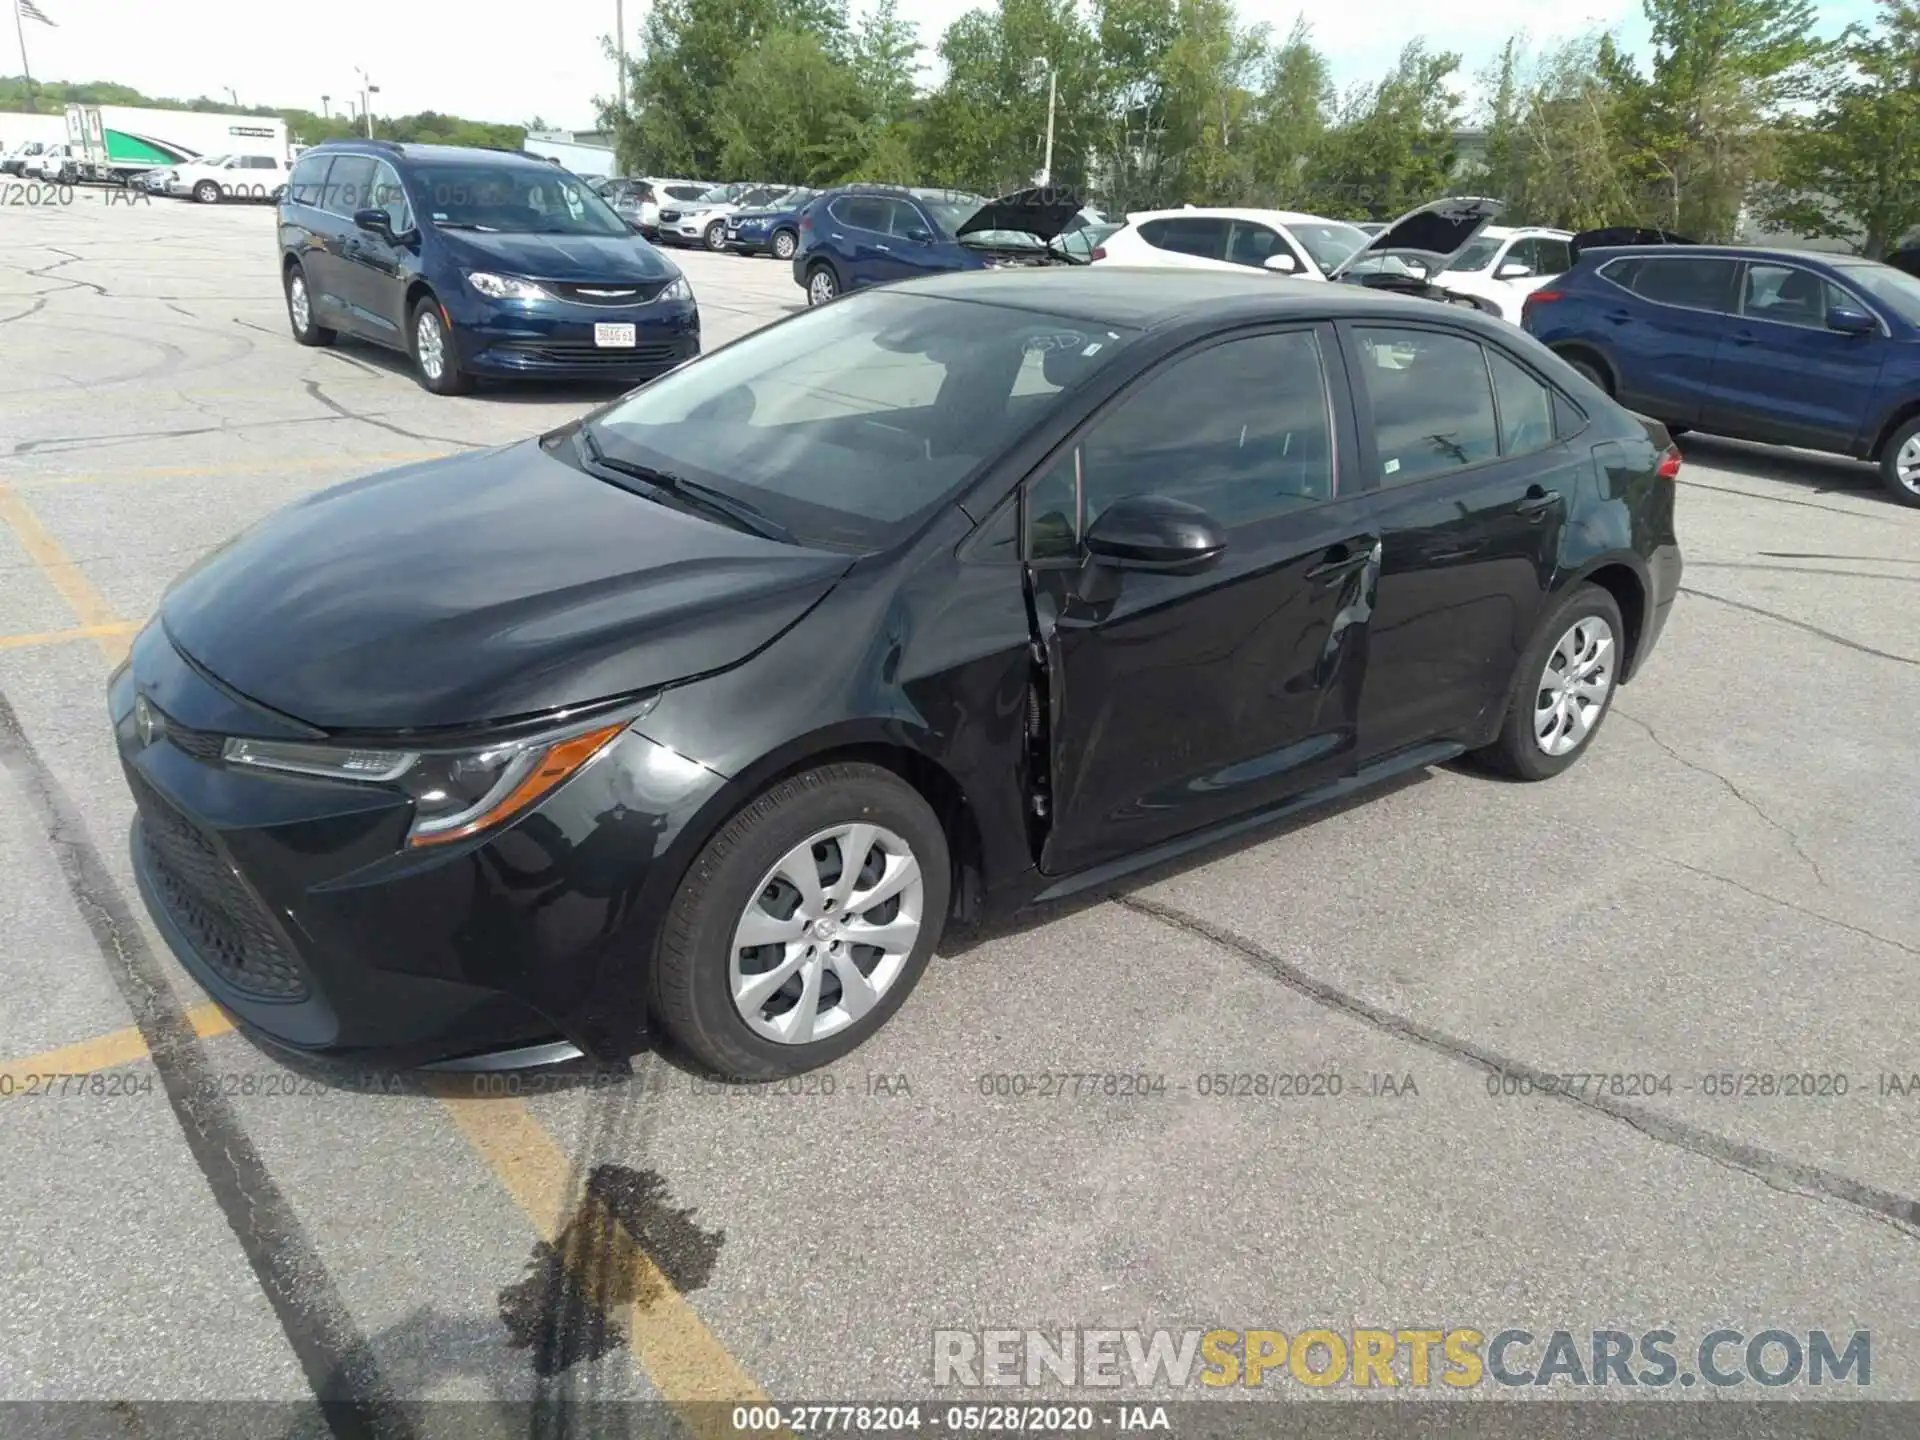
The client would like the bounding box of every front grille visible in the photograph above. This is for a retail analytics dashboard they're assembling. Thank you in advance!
[130,771,310,1001]
[658,209,683,223]
[548,280,670,306]
[161,718,226,764]
[490,341,686,368]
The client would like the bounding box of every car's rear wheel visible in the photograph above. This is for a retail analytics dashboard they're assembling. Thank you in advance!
[652,763,950,1078]
[408,296,472,396]
[1564,353,1611,394]
[193,179,220,204]
[284,264,335,347]
[704,219,728,251]
[805,261,839,306]
[1881,415,1920,507]
[1476,584,1626,781]
[771,229,798,261]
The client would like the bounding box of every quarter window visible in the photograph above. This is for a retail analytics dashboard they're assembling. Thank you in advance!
[1138,216,1229,261]
[1354,327,1500,483]
[1486,350,1556,457]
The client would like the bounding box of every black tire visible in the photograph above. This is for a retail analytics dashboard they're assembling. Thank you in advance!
[193,179,220,204]
[1879,414,1920,507]
[283,262,335,347]
[704,219,728,251]
[804,260,839,306]
[407,295,472,396]
[1564,353,1611,394]
[771,229,798,261]
[1475,583,1627,782]
[651,763,951,1079]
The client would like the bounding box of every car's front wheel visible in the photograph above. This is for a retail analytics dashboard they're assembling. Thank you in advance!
[193,179,220,204]
[805,261,839,306]
[284,263,335,347]
[408,297,472,395]
[1881,415,1920,507]
[652,763,951,1078]
[704,220,728,251]
[1476,583,1626,781]
[771,229,797,261]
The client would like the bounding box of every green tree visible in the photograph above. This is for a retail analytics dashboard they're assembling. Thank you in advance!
[1242,18,1332,207]
[1760,0,1920,256]
[1301,40,1462,220]
[713,29,872,182]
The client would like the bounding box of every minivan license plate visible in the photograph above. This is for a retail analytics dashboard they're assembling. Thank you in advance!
[594,323,637,348]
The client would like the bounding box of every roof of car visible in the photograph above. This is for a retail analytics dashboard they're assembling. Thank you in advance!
[1581,243,1887,268]
[1478,225,1575,240]
[306,140,560,168]
[1124,206,1356,228]
[886,265,1515,331]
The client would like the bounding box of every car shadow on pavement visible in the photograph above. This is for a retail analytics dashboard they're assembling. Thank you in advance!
[1673,432,1900,503]
[314,337,641,406]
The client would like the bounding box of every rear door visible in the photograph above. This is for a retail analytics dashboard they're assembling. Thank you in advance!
[1029,325,1379,876]
[1702,259,1888,451]
[1598,254,1740,424]
[1341,322,1579,760]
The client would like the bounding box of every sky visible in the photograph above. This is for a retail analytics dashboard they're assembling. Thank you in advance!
[4,0,1881,134]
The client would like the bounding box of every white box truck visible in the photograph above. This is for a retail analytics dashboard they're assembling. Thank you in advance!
[0,112,70,174]
[521,131,617,179]
[69,104,289,184]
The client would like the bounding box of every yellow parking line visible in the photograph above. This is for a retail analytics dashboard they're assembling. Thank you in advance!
[0,621,140,652]
[437,1093,770,1428]
[0,470,770,1418]
[9,450,444,487]
[1,1002,235,1089]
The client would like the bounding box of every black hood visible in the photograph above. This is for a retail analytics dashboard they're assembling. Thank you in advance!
[1883,246,1920,279]
[159,439,851,733]
[1329,196,1504,280]
[955,187,1084,244]
[1568,226,1697,262]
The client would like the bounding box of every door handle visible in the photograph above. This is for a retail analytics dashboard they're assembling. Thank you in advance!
[1604,309,1632,325]
[1730,330,1755,346]
[1305,543,1376,584]
[1515,486,1561,518]
[873,244,891,252]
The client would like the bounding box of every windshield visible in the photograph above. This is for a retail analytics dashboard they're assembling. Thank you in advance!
[1832,261,1920,326]
[1444,237,1503,272]
[412,164,629,235]
[587,290,1139,551]
[1288,222,1369,274]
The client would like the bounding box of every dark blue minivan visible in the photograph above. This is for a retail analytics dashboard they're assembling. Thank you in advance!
[1522,242,1920,504]
[277,140,699,395]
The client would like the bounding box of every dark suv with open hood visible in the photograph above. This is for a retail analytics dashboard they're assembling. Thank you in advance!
[791,185,1086,305]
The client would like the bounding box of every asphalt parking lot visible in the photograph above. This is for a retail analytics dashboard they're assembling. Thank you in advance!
[3,190,1919,1433]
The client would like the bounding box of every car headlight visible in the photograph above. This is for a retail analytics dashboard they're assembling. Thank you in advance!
[660,274,693,303]
[222,702,651,847]
[466,271,551,301]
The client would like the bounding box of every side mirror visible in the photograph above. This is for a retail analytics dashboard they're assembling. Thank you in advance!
[1495,260,1533,279]
[352,207,392,239]
[906,227,933,244]
[1263,253,1298,273]
[1827,306,1876,335]
[1084,495,1226,575]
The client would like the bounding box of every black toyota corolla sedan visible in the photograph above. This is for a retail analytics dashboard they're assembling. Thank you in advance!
[111,269,1682,1078]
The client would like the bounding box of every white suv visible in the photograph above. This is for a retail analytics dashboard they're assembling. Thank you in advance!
[166,153,290,203]
[1092,208,1374,280]
[1427,226,1575,321]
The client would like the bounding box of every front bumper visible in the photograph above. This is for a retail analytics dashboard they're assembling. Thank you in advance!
[111,626,732,1068]
[444,288,701,381]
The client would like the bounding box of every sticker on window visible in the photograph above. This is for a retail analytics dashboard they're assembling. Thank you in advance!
[1384,458,1401,475]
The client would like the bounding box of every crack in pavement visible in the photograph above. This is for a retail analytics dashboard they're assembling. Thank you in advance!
[1759,552,1920,566]
[301,380,483,449]
[1685,561,1920,585]
[1668,859,1919,959]
[11,411,353,457]
[28,247,109,297]
[1612,707,1828,888]
[0,296,48,326]
[1111,892,1920,1241]
[1679,585,1917,667]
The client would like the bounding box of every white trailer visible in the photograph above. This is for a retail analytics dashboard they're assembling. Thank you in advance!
[521,131,617,179]
[69,105,288,183]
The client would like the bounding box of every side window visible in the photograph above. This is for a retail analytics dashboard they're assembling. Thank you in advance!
[1138,217,1228,260]
[1072,330,1336,531]
[320,154,375,217]
[1741,263,1831,328]
[1486,350,1556,457]
[1535,238,1573,275]
[370,160,411,233]
[886,200,929,237]
[1500,239,1539,275]
[1224,222,1284,268]
[287,155,331,207]
[1354,327,1500,484]
[1553,391,1587,440]
[244,156,275,170]
[831,196,887,232]
[1626,257,1738,312]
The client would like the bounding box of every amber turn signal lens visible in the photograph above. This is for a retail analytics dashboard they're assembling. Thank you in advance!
[407,721,627,848]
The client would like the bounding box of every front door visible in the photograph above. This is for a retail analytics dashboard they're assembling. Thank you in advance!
[336,157,413,343]
[1029,325,1378,877]
[1341,323,1573,759]
[1703,260,1888,452]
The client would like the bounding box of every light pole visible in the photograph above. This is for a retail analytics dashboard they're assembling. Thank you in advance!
[355,67,379,139]
[320,95,330,119]
[225,86,238,107]
[1029,58,1056,187]
[615,0,627,113]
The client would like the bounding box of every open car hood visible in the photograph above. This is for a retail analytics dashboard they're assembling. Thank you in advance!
[1329,196,1504,280]
[1568,226,1697,262]
[955,187,1085,244]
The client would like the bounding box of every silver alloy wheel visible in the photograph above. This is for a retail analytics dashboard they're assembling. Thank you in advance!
[288,274,310,333]
[1534,615,1616,757]
[415,311,445,381]
[705,221,727,250]
[773,231,796,260]
[1897,434,1920,494]
[728,823,924,1046]
[808,269,835,305]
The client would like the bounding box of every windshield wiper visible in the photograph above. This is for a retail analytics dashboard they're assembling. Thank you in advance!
[577,427,793,543]
[432,221,499,232]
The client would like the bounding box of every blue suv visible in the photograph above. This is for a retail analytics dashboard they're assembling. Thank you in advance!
[277,140,699,395]
[1522,241,1920,504]
[790,185,1083,306]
